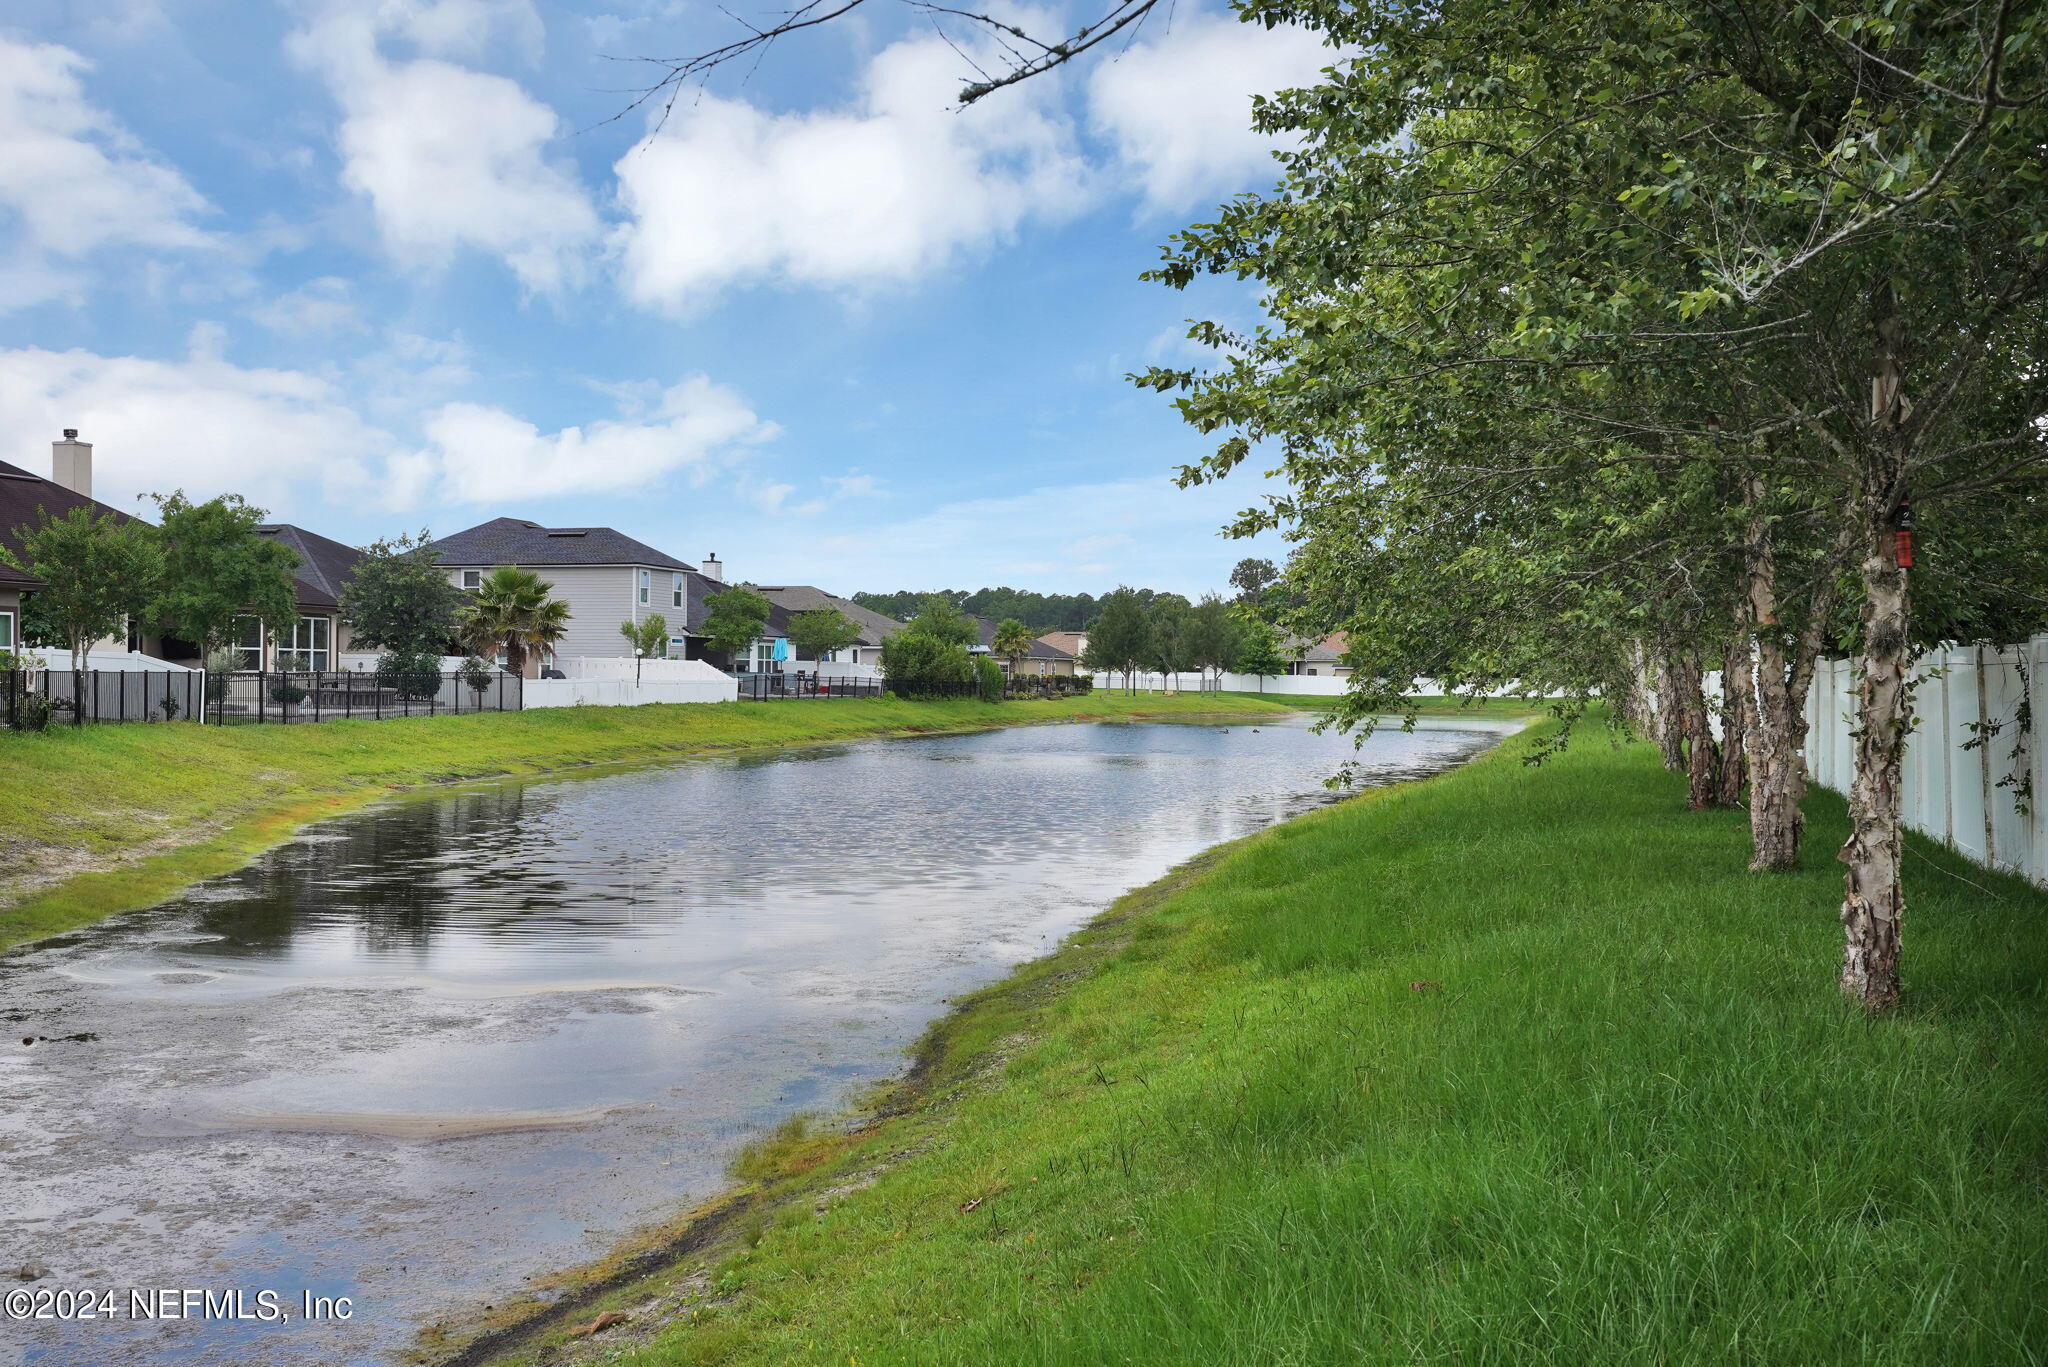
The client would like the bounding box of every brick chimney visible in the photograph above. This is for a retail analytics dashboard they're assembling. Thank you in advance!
[701,552,723,583]
[51,429,92,498]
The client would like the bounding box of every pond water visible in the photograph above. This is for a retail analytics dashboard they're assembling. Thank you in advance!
[0,714,1509,1366]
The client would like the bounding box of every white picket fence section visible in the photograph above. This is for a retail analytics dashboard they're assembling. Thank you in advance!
[1097,671,1560,698]
[1802,637,2047,883]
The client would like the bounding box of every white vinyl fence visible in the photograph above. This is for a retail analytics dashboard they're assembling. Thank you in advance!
[1104,671,1354,696]
[1803,637,2047,884]
[527,657,738,708]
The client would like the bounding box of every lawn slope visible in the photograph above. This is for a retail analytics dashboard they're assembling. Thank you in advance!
[519,720,2046,1367]
[0,693,1295,950]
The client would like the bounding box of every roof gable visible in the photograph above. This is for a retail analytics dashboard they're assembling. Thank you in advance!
[256,523,366,610]
[425,517,697,572]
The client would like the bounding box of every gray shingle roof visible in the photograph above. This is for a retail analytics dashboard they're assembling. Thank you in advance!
[0,458,147,591]
[425,517,696,572]
[972,615,1072,660]
[753,586,904,646]
[256,523,366,610]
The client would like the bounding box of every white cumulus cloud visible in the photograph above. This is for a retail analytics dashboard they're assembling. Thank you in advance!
[290,0,600,293]
[1087,10,1332,213]
[0,35,216,310]
[396,375,780,505]
[0,345,391,514]
[613,34,1093,312]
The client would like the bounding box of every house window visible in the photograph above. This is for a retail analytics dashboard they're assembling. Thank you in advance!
[290,616,332,671]
[0,610,14,652]
[672,573,684,608]
[461,569,481,590]
[231,615,265,671]
[638,569,650,605]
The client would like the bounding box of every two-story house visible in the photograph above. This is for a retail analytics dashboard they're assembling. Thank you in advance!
[425,518,719,675]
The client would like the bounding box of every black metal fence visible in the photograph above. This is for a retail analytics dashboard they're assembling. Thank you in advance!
[730,672,1094,703]
[4,668,207,729]
[205,669,523,724]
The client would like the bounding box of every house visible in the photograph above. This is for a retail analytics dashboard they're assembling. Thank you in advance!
[1037,629,1087,661]
[971,616,1076,677]
[1286,631,1352,677]
[235,524,369,671]
[0,432,159,660]
[752,586,902,670]
[425,519,720,675]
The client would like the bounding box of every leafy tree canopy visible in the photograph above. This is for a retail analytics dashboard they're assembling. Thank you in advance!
[339,530,464,658]
[147,491,299,653]
[700,586,773,660]
[0,505,161,669]
[786,607,864,660]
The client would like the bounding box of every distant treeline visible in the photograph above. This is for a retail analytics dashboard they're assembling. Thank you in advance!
[851,587,1178,633]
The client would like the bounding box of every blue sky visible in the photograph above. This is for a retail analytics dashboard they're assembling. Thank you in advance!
[0,0,1324,596]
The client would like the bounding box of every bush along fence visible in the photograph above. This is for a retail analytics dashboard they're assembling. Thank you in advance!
[203,668,524,724]
[4,664,1094,730]
[4,668,209,730]
[2,667,525,730]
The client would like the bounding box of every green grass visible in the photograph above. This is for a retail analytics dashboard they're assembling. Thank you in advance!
[0,692,1295,950]
[544,719,2046,1367]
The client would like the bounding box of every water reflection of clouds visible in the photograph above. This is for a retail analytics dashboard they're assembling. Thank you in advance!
[0,717,1504,1367]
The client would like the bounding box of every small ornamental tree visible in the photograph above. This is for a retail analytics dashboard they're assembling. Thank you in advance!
[1147,594,1194,692]
[460,653,494,701]
[1080,587,1152,693]
[147,491,299,656]
[1187,594,1243,691]
[700,587,773,666]
[1233,620,1287,694]
[786,607,863,663]
[0,505,161,674]
[990,617,1035,675]
[340,531,464,659]
[619,614,670,682]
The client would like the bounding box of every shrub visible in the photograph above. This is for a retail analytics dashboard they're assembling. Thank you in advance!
[879,631,974,698]
[268,654,310,708]
[378,650,442,701]
[974,656,1004,703]
[203,647,241,704]
[459,654,494,698]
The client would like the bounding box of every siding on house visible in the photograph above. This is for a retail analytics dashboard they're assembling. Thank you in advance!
[427,518,706,673]
[445,563,644,668]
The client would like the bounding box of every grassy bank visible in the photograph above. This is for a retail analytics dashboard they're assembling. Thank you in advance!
[0,693,1294,951]
[474,719,2047,1367]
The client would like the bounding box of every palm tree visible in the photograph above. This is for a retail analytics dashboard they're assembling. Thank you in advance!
[458,567,571,676]
[991,617,1035,677]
